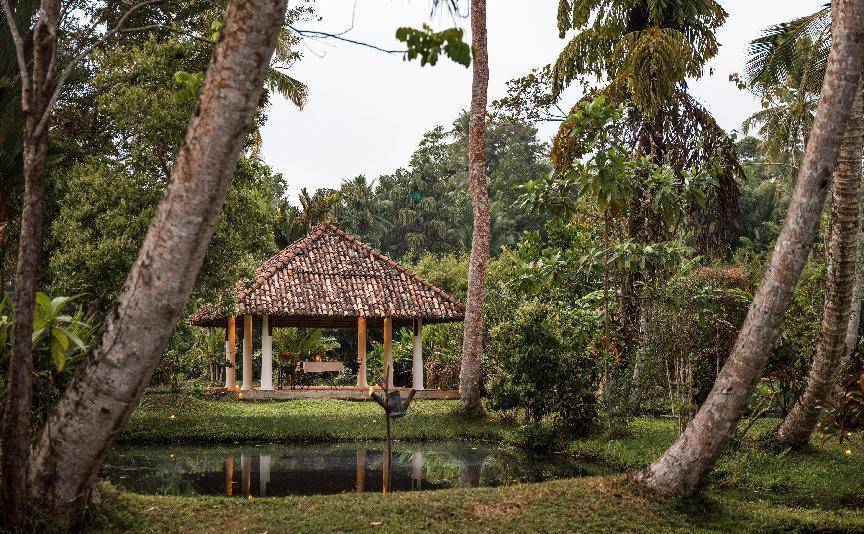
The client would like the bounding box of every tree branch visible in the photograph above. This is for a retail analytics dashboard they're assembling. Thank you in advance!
[33,0,163,138]
[288,25,406,55]
[118,24,216,45]
[1,0,31,102]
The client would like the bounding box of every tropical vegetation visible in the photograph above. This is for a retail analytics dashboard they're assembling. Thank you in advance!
[1,0,864,531]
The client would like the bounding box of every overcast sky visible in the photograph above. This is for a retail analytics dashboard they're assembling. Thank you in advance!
[261,1,818,202]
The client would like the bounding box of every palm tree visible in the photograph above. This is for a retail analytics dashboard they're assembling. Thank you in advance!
[333,175,388,244]
[634,0,864,494]
[551,0,742,404]
[273,328,340,359]
[743,7,831,176]
[745,5,864,449]
[22,0,290,521]
[267,26,308,108]
[458,0,489,414]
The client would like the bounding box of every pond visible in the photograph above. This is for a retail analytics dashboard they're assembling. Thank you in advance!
[101,441,608,497]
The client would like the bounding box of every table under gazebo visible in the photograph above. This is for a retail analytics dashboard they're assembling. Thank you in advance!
[189,223,465,399]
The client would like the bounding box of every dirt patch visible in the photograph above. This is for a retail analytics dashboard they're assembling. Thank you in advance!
[463,496,527,518]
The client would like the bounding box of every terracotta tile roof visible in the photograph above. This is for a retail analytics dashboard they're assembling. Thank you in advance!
[189,224,465,328]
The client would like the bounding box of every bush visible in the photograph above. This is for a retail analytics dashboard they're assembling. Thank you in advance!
[515,419,559,454]
[487,299,597,436]
[638,263,751,429]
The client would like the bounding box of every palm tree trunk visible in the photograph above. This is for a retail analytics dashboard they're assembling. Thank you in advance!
[459,0,489,413]
[633,0,864,495]
[775,81,864,447]
[833,267,862,401]
[24,0,287,522]
[1,0,60,525]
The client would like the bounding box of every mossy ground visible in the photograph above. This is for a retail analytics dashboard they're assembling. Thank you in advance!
[89,392,864,533]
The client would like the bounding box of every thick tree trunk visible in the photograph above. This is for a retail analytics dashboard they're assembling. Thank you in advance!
[633,0,864,495]
[459,0,489,414]
[25,0,286,521]
[1,136,48,525]
[1,0,60,524]
[775,82,864,447]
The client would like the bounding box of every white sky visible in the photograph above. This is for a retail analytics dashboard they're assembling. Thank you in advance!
[261,0,819,202]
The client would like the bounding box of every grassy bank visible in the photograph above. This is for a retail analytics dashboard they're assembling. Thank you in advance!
[103,393,864,532]
[120,392,515,443]
[90,471,864,533]
[567,418,864,511]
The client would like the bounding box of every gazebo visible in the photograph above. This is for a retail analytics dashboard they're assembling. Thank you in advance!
[189,223,465,398]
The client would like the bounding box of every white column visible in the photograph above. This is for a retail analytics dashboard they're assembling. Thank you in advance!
[259,454,271,497]
[241,315,253,391]
[412,318,424,390]
[260,315,273,390]
[411,451,423,489]
[356,449,366,492]
[383,317,394,388]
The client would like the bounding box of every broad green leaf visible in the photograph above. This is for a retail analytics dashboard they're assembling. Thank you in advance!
[50,295,73,315]
[51,329,70,372]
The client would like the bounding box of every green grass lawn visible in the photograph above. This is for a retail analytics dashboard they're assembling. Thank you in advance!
[120,392,514,443]
[87,474,864,534]
[95,392,864,533]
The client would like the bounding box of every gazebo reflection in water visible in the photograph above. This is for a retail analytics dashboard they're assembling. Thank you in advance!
[218,448,484,497]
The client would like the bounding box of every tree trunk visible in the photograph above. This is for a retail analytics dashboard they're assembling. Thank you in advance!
[25,0,287,521]
[775,81,864,447]
[845,272,863,361]
[1,135,48,526]
[459,0,489,414]
[832,269,862,401]
[629,297,651,412]
[1,0,60,524]
[633,0,864,495]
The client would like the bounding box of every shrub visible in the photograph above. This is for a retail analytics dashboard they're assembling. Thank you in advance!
[487,299,597,436]
[515,419,559,455]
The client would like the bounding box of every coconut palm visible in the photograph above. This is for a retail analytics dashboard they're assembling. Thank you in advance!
[455,0,489,413]
[551,0,740,247]
[743,6,832,175]
[636,0,864,494]
[744,4,864,449]
[332,175,388,244]
[268,26,308,108]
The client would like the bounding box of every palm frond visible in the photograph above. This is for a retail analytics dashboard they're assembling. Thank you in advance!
[745,5,831,95]
[266,69,308,109]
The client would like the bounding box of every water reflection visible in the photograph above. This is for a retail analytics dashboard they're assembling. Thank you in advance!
[102,441,607,497]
